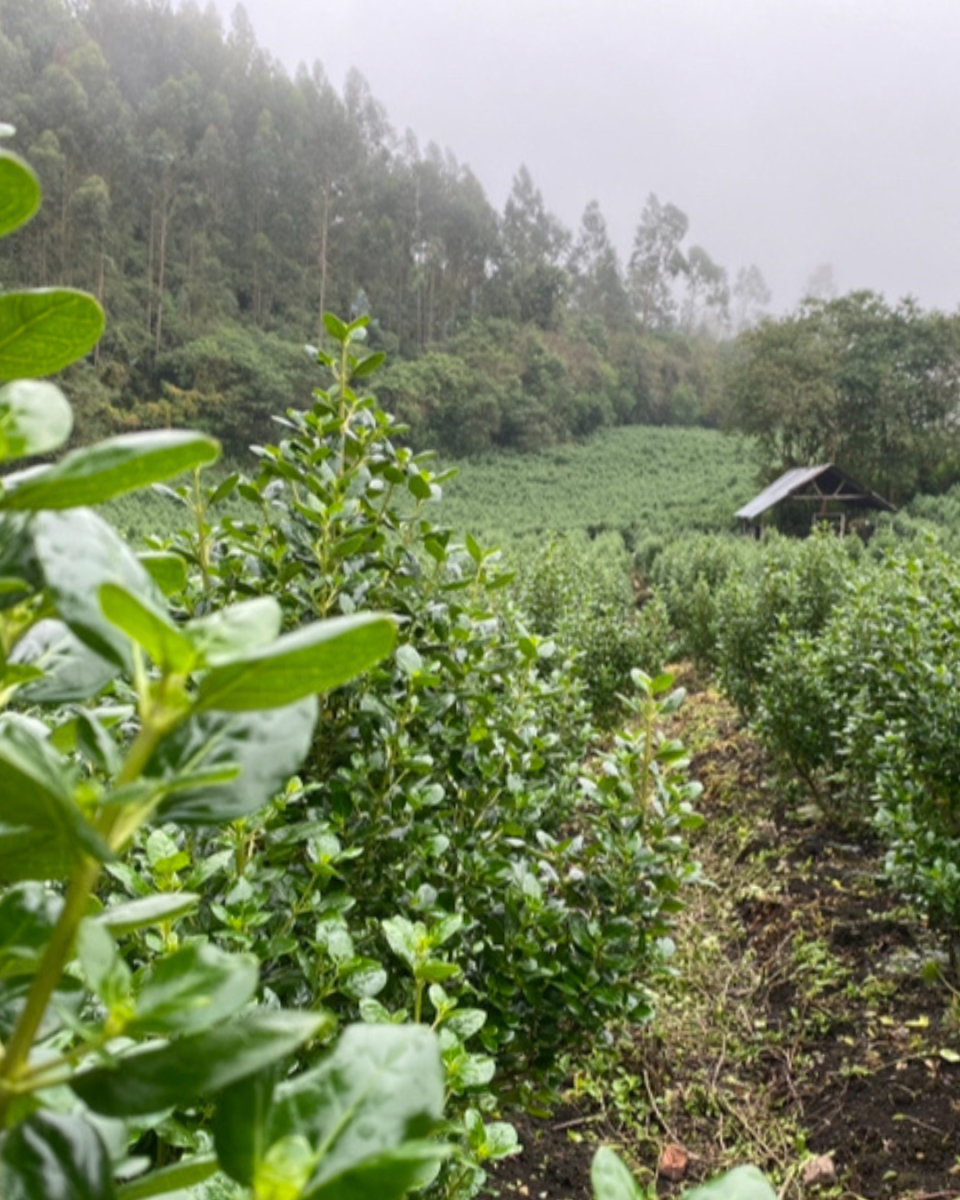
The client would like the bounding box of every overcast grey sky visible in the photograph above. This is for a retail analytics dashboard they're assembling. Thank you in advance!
[217,0,960,313]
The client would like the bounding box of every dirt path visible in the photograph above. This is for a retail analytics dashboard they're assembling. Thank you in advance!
[493,687,960,1200]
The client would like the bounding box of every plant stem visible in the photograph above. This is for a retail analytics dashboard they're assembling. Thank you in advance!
[414,980,424,1025]
[192,467,211,593]
[0,714,167,1121]
[0,854,100,1119]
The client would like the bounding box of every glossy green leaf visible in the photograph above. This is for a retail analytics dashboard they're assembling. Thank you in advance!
[338,957,388,1001]
[304,1142,449,1200]
[0,289,104,380]
[269,1024,444,1197]
[382,917,419,970]
[416,960,459,984]
[256,1136,316,1197]
[213,1067,276,1186]
[590,1147,644,1200]
[128,943,258,1037]
[444,1008,486,1040]
[33,508,162,668]
[0,717,111,865]
[138,551,188,596]
[100,583,195,672]
[0,883,62,979]
[186,596,282,666]
[0,826,78,884]
[682,1167,777,1200]
[10,619,118,702]
[196,613,395,711]
[0,380,72,460]
[408,473,432,501]
[0,1111,117,1200]
[323,313,349,341]
[97,892,200,936]
[431,913,463,945]
[1,431,219,510]
[0,150,40,238]
[446,1050,493,1088]
[72,1009,330,1116]
[350,351,385,379]
[149,698,317,824]
[479,1120,520,1160]
[208,471,240,505]
[116,1154,219,1200]
[0,663,43,690]
[76,918,131,1009]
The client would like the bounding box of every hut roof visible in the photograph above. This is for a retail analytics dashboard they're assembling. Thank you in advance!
[735,464,896,521]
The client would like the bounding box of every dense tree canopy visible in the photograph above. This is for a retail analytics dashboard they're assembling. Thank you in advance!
[0,0,766,456]
[724,292,960,501]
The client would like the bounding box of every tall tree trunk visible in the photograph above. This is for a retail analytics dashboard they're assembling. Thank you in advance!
[155,184,171,353]
[185,228,197,322]
[425,266,435,345]
[318,184,329,341]
[59,165,72,286]
[94,240,105,368]
[146,200,155,337]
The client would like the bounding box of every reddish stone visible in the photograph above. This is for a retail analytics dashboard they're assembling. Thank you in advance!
[659,1143,689,1182]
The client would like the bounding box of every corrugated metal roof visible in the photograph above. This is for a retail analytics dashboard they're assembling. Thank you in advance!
[735,465,832,520]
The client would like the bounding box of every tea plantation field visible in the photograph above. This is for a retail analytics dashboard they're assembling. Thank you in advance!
[436,425,759,545]
[103,425,760,548]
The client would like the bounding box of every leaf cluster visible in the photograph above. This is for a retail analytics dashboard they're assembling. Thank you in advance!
[0,136,448,1200]
[151,318,705,1148]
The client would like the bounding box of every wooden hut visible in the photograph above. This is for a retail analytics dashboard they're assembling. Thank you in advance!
[735,464,896,538]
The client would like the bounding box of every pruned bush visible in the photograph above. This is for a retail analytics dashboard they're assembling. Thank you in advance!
[156,318,703,1109]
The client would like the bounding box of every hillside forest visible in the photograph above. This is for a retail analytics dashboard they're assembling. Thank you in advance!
[5,0,960,505]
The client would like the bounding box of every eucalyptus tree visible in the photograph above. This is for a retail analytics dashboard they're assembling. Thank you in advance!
[731,263,772,331]
[568,199,633,333]
[496,164,571,329]
[628,192,689,331]
[681,244,729,337]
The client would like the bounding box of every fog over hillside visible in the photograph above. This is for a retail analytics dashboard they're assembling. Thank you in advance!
[220,0,960,313]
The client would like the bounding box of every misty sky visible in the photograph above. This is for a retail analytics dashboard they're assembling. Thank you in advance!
[216,0,960,313]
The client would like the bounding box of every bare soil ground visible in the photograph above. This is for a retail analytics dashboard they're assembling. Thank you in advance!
[492,686,960,1200]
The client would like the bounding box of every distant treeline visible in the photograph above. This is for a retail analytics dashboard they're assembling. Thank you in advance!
[0,0,766,455]
[3,0,960,497]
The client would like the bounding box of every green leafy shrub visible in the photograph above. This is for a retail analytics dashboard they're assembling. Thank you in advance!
[800,548,960,934]
[731,536,960,946]
[751,626,847,803]
[713,529,860,717]
[0,130,449,1200]
[158,317,703,1117]
[648,532,756,667]
[510,532,671,723]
